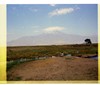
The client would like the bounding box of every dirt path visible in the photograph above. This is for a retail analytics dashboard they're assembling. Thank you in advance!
[7,57,98,81]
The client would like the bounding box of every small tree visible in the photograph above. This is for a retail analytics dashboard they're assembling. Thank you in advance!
[84,39,92,45]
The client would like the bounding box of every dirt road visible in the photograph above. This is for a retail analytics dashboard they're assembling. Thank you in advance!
[7,57,98,81]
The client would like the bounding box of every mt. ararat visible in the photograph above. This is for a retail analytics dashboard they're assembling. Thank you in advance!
[7,32,98,46]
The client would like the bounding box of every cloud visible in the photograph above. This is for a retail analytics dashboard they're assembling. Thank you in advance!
[32,26,39,28]
[34,30,40,33]
[44,26,64,32]
[49,8,74,17]
[49,4,56,7]
[74,5,80,10]
[29,8,38,12]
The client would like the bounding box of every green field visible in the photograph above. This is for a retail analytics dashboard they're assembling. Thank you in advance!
[7,43,98,61]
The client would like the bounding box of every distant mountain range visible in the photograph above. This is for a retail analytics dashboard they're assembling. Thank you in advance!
[7,32,98,46]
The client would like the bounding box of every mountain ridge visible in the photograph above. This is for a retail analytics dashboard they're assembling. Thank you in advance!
[7,32,98,46]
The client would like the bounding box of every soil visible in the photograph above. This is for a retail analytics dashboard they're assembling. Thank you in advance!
[7,57,98,81]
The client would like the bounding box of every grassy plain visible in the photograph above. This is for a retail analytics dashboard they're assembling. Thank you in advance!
[7,44,98,81]
[7,44,98,61]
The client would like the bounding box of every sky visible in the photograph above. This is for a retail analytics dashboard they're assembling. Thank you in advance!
[7,4,98,42]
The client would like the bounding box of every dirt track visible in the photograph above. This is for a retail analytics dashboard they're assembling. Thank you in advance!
[7,57,98,81]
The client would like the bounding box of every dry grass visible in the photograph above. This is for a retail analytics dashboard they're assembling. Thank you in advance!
[7,57,98,81]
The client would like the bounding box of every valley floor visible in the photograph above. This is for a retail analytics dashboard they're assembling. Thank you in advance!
[7,57,98,81]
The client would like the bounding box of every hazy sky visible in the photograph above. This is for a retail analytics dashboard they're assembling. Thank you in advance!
[7,4,97,42]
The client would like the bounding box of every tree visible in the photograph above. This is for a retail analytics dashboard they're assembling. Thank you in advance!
[84,39,92,45]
